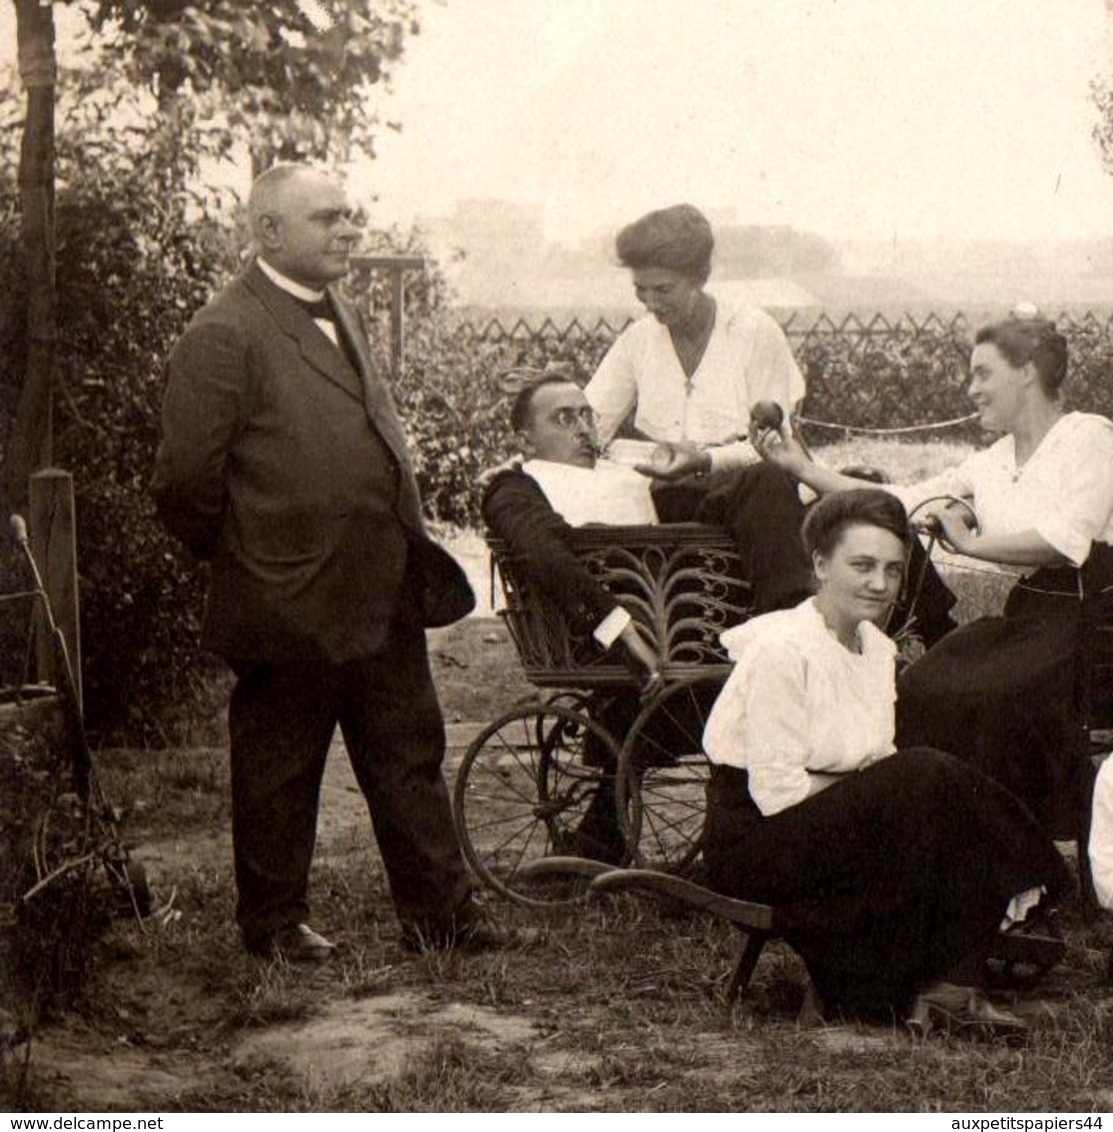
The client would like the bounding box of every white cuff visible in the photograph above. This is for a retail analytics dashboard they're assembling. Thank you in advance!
[593,606,631,649]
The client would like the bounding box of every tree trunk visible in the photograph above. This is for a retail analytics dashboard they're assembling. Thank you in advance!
[5,0,56,515]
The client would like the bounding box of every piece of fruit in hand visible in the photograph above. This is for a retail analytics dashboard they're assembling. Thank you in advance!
[750,401,784,431]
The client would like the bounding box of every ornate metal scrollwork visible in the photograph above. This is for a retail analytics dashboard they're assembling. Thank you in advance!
[491,524,754,688]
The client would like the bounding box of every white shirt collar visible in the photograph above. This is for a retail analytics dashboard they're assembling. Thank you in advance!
[256,256,325,302]
[521,459,659,527]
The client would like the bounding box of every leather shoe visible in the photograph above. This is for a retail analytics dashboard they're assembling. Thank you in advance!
[453,910,542,953]
[252,923,337,964]
[402,903,540,954]
[906,982,1028,1043]
[552,828,627,865]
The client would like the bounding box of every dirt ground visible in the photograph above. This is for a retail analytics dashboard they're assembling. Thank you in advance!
[8,607,591,1111]
[18,783,558,1111]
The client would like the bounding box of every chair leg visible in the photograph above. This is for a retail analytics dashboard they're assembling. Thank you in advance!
[726,930,768,1003]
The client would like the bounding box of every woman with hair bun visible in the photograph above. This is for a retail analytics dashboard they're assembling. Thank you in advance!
[580,205,829,617]
[585,202,958,633]
[703,488,1067,1035]
[587,203,806,480]
[752,312,1113,835]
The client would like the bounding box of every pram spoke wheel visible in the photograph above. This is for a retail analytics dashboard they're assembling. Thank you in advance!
[616,675,720,872]
[453,703,624,907]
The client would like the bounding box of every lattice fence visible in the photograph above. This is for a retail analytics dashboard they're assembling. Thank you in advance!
[441,308,1113,433]
[447,307,1113,350]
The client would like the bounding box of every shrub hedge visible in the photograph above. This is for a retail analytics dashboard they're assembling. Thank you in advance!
[0,138,238,744]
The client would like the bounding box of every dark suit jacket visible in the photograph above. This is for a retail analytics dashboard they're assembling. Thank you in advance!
[481,468,621,638]
[153,261,473,663]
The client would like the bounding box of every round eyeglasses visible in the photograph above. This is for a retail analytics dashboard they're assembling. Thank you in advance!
[550,406,598,431]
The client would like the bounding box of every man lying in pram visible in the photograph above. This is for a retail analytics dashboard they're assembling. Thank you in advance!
[481,369,860,860]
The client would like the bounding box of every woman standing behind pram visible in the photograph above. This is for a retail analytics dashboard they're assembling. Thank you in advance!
[585,202,956,638]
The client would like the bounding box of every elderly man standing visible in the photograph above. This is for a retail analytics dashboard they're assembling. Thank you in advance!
[153,163,507,960]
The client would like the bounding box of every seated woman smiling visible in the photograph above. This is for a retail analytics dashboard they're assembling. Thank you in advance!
[702,489,1068,1036]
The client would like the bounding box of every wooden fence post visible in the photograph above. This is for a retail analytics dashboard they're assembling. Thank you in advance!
[351,255,425,378]
[29,468,80,710]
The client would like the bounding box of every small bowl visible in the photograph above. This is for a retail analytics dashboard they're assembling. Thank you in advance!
[604,439,658,467]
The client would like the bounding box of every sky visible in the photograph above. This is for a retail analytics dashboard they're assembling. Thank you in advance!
[351,0,1113,249]
[3,1,1113,251]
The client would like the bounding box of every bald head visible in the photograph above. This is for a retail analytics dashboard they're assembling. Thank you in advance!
[248,163,360,289]
[248,164,321,240]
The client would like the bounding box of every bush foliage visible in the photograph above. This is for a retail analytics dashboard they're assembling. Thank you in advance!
[795,315,1113,441]
[0,128,239,743]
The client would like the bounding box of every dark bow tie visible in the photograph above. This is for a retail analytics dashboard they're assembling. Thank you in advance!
[300,296,334,321]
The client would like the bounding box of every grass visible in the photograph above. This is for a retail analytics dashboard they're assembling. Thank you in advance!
[4,436,1112,1112]
[3,729,1108,1112]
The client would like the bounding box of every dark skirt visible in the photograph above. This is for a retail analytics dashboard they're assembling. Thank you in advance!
[895,554,1113,837]
[704,751,1068,1018]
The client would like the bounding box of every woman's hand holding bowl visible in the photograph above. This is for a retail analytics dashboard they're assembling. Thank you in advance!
[634,440,711,481]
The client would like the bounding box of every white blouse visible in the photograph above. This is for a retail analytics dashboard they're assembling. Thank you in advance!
[891,412,1113,568]
[585,302,806,473]
[702,599,897,816]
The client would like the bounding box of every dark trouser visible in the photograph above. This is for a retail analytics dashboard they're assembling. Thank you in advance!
[228,626,473,947]
[652,463,814,614]
[704,752,1068,1018]
[574,694,645,864]
[897,562,1104,837]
